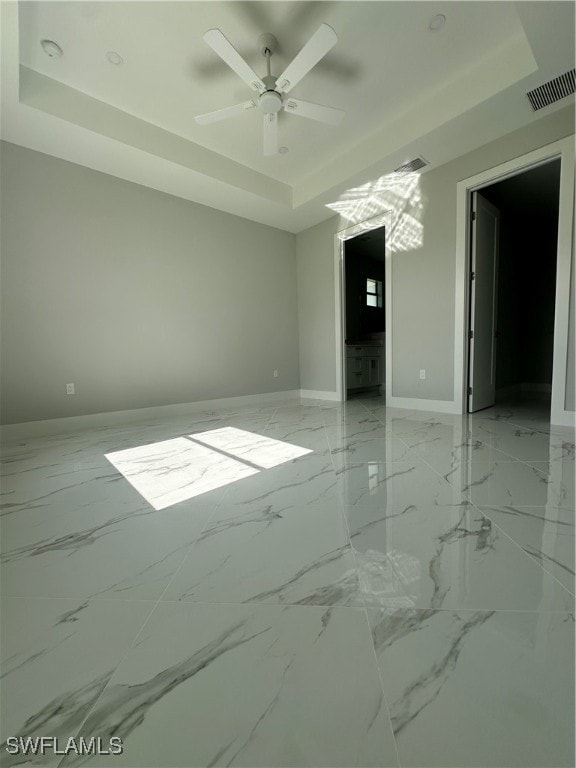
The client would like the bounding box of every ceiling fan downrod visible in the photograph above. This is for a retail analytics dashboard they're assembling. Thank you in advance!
[258,33,282,114]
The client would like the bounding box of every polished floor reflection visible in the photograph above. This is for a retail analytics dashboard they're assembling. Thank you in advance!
[1,396,574,767]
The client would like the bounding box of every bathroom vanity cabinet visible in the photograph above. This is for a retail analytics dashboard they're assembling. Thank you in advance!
[346,343,384,391]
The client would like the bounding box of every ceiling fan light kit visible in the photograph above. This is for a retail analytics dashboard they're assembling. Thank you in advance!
[195,23,345,156]
[260,90,282,114]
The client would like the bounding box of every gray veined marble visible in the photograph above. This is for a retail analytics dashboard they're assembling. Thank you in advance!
[472,419,575,463]
[0,492,217,600]
[447,459,572,508]
[164,500,362,606]
[401,435,520,482]
[221,454,340,514]
[1,396,574,768]
[468,399,576,439]
[263,423,332,454]
[266,405,327,429]
[60,603,398,767]
[482,505,575,594]
[337,460,466,519]
[324,420,391,448]
[526,458,575,509]
[104,435,261,511]
[329,436,418,473]
[0,598,152,767]
[350,504,574,611]
[368,607,575,767]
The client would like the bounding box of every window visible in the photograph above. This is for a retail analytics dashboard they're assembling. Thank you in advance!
[366,278,383,308]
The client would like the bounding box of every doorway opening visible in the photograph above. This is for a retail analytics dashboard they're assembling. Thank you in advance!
[342,226,387,401]
[466,158,562,419]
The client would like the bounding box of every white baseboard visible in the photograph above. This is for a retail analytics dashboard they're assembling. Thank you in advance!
[299,389,341,402]
[387,396,461,414]
[0,390,301,441]
[550,408,576,428]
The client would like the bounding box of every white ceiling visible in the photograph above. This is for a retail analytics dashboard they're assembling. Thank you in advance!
[1,1,574,232]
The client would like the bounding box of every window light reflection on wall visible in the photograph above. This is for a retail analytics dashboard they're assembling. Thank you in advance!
[328,172,425,253]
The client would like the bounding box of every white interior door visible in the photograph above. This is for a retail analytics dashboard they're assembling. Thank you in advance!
[468,191,500,412]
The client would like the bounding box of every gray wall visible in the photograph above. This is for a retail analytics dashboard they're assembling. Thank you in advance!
[297,107,575,408]
[0,142,299,424]
[296,216,339,392]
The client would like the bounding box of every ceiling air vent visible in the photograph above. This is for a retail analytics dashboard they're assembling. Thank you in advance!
[394,156,429,174]
[527,69,575,111]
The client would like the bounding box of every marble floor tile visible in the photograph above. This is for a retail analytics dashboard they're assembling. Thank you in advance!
[321,404,381,427]
[294,398,334,408]
[324,420,391,447]
[199,415,275,436]
[104,435,260,511]
[350,548,413,606]
[1,397,574,768]
[0,458,148,520]
[1,497,216,600]
[468,399,575,438]
[375,410,466,433]
[222,454,340,514]
[266,406,327,429]
[360,404,419,418]
[368,607,574,767]
[404,437,520,482]
[62,603,399,767]
[0,597,152,767]
[526,459,575,509]
[471,419,575,463]
[186,426,313,469]
[329,437,418,472]
[350,503,573,611]
[263,423,331,453]
[482,505,575,594]
[337,460,466,516]
[450,460,567,508]
[163,500,362,606]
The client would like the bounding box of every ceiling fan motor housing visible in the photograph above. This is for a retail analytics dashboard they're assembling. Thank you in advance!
[260,89,282,114]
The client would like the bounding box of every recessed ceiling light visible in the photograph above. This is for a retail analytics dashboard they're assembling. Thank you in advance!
[106,51,124,66]
[279,146,289,154]
[41,39,63,58]
[429,14,446,31]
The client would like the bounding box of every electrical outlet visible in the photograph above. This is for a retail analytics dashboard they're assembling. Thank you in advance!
[273,370,279,378]
[419,369,426,380]
[66,383,75,395]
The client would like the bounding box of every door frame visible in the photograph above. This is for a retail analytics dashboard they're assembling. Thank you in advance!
[454,135,575,425]
[468,192,500,413]
[333,212,393,402]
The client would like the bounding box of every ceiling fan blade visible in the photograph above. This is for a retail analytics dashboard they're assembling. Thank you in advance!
[263,113,278,156]
[195,101,256,126]
[284,98,344,125]
[275,23,337,93]
[203,29,265,92]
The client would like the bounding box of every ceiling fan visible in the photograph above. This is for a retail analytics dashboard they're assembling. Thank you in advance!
[194,24,345,156]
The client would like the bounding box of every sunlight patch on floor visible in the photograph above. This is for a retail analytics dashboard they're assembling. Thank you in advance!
[105,429,312,510]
